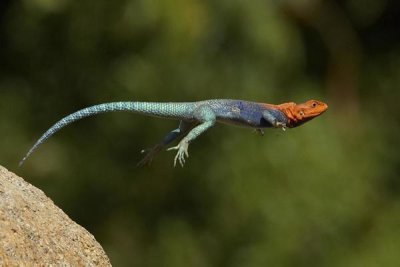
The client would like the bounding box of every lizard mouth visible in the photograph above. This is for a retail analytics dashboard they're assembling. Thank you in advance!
[307,104,328,117]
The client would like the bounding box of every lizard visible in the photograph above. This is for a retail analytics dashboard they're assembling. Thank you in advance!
[19,99,328,167]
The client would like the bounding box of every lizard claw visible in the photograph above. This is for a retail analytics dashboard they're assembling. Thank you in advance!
[274,121,287,131]
[137,144,163,167]
[253,129,265,136]
[167,140,189,167]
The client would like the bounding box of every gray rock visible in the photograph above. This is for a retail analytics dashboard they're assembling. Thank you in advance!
[0,165,111,266]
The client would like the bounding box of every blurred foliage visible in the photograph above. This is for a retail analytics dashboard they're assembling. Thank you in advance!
[1,0,400,266]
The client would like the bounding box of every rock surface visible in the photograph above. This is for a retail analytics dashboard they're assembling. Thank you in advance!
[0,165,111,266]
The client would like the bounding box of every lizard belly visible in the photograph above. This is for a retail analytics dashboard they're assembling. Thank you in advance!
[217,113,269,128]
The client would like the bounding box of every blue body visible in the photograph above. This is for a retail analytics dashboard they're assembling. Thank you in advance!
[20,99,288,167]
[199,100,286,128]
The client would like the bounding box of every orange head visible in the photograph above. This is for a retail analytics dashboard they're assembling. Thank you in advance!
[278,100,328,128]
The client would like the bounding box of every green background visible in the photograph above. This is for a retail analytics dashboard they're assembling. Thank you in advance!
[1,0,400,266]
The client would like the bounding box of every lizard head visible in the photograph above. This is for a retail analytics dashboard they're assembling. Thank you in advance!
[283,100,328,128]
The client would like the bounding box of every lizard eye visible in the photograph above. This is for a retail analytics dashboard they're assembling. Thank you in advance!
[312,102,317,108]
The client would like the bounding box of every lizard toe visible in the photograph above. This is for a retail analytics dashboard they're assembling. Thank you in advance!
[169,141,189,167]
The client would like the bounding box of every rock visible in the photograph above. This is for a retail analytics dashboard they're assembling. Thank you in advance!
[0,165,111,266]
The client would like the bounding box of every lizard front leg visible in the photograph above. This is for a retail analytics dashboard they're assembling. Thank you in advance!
[167,105,216,167]
[262,109,287,131]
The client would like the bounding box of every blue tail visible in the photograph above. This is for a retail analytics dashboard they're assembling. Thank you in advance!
[20,102,136,166]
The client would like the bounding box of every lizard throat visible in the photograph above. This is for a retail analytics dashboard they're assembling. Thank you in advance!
[281,107,308,128]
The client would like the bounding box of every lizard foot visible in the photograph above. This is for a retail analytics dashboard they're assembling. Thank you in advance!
[137,144,163,167]
[253,129,265,136]
[274,121,287,131]
[167,140,189,167]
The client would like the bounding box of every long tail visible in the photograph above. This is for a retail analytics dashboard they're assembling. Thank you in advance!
[19,101,194,166]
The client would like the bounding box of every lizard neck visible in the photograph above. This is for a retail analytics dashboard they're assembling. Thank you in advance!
[260,102,299,127]
[276,105,300,128]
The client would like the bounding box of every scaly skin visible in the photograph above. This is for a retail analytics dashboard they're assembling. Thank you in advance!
[20,99,328,167]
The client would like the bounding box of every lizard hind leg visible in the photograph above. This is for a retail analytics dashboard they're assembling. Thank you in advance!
[136,121,193,167]
[167,105,216,167]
